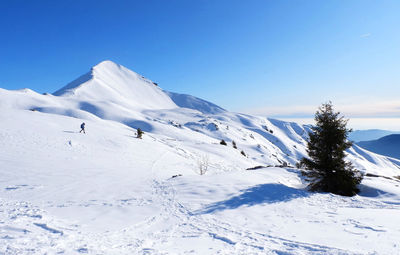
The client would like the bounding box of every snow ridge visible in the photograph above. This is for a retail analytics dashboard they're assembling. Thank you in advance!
[165,91,226,114]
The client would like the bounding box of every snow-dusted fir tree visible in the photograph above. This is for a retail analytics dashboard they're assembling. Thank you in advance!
[300,102,363,196]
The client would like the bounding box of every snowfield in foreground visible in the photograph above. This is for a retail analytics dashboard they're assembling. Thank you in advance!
[1,61,400,254]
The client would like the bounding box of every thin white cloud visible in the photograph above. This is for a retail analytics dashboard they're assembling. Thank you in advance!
[336,101,400,117]
[360,33,371,38]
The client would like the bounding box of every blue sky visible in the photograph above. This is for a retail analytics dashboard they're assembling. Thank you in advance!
[1,0,399,128]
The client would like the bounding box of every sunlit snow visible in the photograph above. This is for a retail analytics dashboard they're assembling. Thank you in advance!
[1,61,399,254]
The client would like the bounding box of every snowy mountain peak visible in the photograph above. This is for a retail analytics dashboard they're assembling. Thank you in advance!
[92,59,120,70]
[90,60,136,80]
[54,60,147,96]
[51,60,228,114]
[53,60,177,110]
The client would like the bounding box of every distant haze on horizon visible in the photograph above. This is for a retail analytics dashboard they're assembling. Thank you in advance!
[274,117,400,131]
[0,1,399,130]
[243,101,400,130]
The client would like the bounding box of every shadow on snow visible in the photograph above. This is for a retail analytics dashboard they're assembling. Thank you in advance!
[358,184,397,198]
[198,183,309,214]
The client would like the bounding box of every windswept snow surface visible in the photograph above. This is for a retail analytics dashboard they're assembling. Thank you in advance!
[1,61,400,254]
[164,91,226,114]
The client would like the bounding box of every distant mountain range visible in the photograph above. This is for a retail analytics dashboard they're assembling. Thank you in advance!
[349,129,400,142]
[357,134,400,160]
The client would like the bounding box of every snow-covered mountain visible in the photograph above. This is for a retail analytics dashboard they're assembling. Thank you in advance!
[1,60,398,175]
[1,60,400,254]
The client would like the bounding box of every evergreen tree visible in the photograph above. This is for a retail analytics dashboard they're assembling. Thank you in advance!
[300,102,363,196]
[137,128,144,139]
[220,139,227,145]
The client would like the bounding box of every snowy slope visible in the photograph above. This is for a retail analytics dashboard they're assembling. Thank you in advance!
[1,60,400,254]
[1,108,400,254]
[165,91,226,114]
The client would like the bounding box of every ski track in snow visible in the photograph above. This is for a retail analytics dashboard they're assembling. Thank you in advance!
[1,166,399,254]
[146,180,347,255]
[1,174,369,255]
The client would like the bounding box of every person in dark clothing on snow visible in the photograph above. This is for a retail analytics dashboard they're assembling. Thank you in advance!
[80,122,86,134]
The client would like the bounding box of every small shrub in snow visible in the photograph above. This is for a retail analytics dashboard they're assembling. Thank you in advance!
[241,150,246,157]
[197,155,209,175]
[269,130,273,134]
[220,139,227,146]
[137,128,144,139]
[232,140,237,149]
